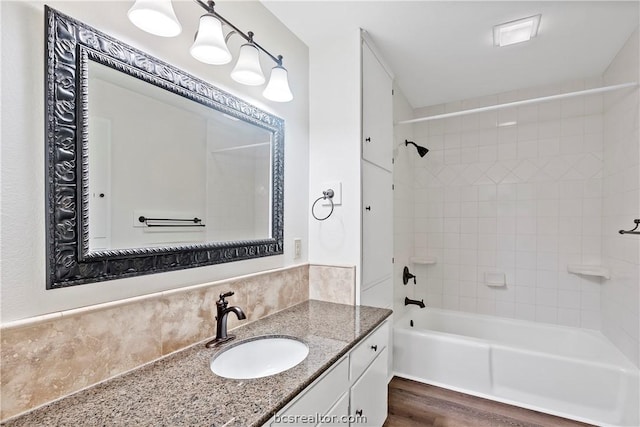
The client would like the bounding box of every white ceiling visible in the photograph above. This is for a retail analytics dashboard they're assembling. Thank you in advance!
[262,1,639,108]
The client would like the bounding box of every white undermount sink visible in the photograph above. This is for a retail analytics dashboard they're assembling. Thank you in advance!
[210,335,309,379]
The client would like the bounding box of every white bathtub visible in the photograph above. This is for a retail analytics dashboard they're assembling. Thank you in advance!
[393,307,640,426]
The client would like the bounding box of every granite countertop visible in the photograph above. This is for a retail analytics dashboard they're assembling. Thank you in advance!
[3,300,392,427]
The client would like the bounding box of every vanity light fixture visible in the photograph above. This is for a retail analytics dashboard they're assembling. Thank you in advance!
[230,33,266,86]
[262,64,293,102]
[493,14,541,47]
[127,0,293,102]
[190,13,232,65]
[127,0,182,37]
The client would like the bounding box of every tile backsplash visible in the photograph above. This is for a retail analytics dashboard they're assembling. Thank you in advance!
[309,264,356,305]
[1,264,351,421]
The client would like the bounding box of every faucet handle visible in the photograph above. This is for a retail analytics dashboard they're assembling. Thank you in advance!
[219,291,234,301]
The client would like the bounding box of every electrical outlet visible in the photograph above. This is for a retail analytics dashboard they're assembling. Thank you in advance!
[294,238,302,259]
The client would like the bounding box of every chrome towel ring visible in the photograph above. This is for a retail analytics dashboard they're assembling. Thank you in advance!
[311,189,335,221]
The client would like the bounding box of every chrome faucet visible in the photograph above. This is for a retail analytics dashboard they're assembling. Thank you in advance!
[205,291,246,348]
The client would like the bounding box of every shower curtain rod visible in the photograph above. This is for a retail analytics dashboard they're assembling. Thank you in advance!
[397,82,638,125]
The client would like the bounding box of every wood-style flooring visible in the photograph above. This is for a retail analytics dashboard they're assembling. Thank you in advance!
[384,377,594,427]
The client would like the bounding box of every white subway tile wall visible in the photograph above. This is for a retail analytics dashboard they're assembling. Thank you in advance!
[601,30,640,367]
[412,76,608,330]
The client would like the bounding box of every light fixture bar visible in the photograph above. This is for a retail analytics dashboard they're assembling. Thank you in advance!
[130,0,293,101]
[194,0,282,65]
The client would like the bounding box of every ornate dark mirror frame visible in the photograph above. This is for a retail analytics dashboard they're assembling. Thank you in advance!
[45,6,284,289]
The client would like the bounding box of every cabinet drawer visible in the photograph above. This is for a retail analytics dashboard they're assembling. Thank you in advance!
[276,356,349,423]
[349,321,389,382]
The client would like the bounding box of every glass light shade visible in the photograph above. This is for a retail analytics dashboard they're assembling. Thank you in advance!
[190,14,232,65]
[127,0,181,37]
[231,44,266,86]
[262,65,293,102]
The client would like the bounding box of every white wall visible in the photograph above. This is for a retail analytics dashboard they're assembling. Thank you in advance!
[392,84,415,318]
[307,30,362,292]
[0,0,309,322]
[411,77,606,328]
[601,29,640,367]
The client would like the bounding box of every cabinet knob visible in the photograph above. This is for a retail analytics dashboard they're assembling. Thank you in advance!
[356,409,363,416]
[99,193,105,198]
[365,137,371,142]
[365,206,371,211]
[371,344,378,351]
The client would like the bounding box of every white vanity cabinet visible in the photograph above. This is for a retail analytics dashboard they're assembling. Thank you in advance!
[271,320,389,427]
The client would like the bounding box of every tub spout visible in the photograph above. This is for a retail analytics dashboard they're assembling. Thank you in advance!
[405,297,425,308]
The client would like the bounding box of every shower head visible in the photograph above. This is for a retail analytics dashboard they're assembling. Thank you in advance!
[405,140,429,157]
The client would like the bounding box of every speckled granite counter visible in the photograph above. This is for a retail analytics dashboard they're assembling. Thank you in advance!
[2,300,392,427]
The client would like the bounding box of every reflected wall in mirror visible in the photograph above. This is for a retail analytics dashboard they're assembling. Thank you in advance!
[87,62,272,251]
[46,7,284,289]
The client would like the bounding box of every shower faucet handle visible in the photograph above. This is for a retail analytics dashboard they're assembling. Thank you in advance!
[403,266,417,285]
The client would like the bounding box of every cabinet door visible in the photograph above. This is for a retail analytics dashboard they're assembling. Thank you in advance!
[362,162,393,288]
[275,357,349,426]
[350,348,389,426]
[362,42,392,171]
[319,391,349,426]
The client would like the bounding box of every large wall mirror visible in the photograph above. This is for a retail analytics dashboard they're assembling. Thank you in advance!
[45,7,284,289]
